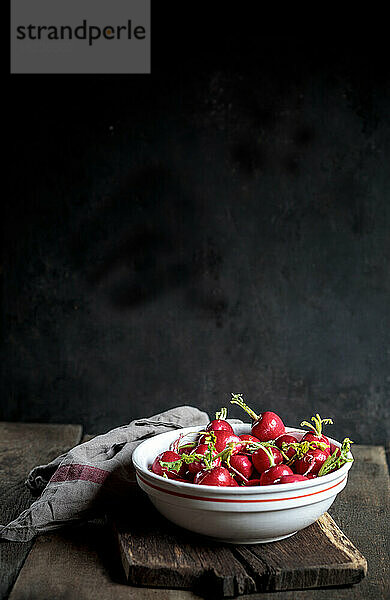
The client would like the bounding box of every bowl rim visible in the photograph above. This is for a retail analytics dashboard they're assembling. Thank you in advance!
[132,423,353,494]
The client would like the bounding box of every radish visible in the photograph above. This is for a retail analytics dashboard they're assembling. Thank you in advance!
[206,407,234,434]
[187,444,222,476]
[230,394,285,441]
[239,434,264,456]
[239,434,261,444]
[177,443,197,455]
[329,442,341,458]
[275,433,298,447]
[300,413,333,451]
[260,464,293,485]
[302,432,330,450]
[275,434,298,460]
[293,447,329,477]
[228,454,254,482]
[215,432,244,454]
[193,469,207,484]
[195,466,235,486]
[252,445,283,474]
[243,479,262,486]
[200,430,243,455]
[275,433,298,458]
[276,474,308,484]
[151,451,186,479]
[150,402,354,486]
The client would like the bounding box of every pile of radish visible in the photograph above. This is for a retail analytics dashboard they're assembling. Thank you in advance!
[150,395,353,487]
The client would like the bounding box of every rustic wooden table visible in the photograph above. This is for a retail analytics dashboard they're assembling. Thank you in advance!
[1,422,389,600]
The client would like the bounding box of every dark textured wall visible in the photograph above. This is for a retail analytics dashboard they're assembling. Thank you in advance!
[4,34,390,443]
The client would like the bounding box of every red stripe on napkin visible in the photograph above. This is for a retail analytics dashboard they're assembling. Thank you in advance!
[50,464,109,484]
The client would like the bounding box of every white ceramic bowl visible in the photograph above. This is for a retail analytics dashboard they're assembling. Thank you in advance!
[132,424,353,544]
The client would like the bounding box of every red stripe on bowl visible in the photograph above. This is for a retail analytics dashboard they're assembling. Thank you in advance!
[137,474,346,503]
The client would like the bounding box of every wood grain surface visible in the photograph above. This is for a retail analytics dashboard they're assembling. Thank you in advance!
[0,422,82,599]
[4,435,390,600]
[115,493,366,596]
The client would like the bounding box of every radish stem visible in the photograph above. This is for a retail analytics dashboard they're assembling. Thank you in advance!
[300,413,333,437]
[230,393,258,420]
[215,407,228,420]
[318,438,354,476]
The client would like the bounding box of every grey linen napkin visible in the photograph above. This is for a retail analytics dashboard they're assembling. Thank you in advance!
[0,406,213,542]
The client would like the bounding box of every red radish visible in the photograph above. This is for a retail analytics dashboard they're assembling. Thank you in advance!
[294,448,329,477]
[301,413,333,452]
[260,464,293,485]
[239,434,262,455]
[275,434,298,447]
[187,444,221,476]
[149,403,353,487]
[276,474,308,484]
[239,434,261,444]
[195,466,235,487]
[329,443,341,458]
[177,443,197,455]
[229,454,254,482]
[302,432,330,451]
[214,432,244,454]
[275,434,298,460]
[230,394,285,441]
[252,446,283,474]
[193,470,207,484]
[206,420,234,434]
[200,431,243,455]
[151,451,186,479]
[206,407,234,434]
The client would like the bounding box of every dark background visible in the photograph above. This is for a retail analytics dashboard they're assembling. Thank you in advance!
[4,27,390,443]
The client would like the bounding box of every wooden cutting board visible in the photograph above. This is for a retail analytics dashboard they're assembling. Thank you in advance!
[113,489,367,598]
